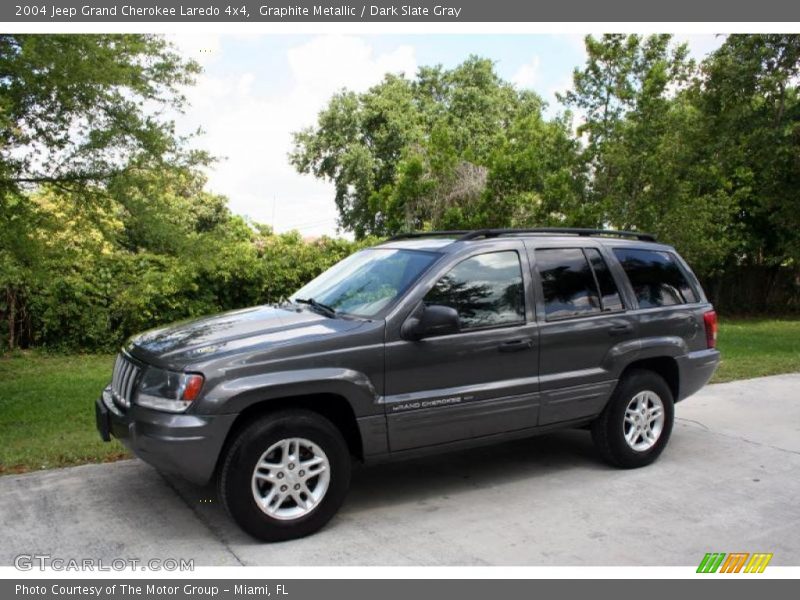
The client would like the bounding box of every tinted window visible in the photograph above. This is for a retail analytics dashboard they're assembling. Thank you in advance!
[613,248,698,308]
[537,249,601,319]
[424,251,525,330]
[584,248,624,312]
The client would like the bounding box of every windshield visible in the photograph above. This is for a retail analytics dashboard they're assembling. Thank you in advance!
[291,248,439,317]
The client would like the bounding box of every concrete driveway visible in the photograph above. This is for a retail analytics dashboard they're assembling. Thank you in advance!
[2,374,799,566]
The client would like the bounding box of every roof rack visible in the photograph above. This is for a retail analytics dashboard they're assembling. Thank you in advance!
[388,228,657,243]
[460,228,657,242]
[387,230,475,241]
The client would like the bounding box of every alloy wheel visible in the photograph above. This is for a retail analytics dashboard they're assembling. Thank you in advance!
[251,437,331,520]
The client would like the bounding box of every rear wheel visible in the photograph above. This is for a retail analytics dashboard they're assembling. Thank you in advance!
[218,409,351,541]
[591,369,674,468]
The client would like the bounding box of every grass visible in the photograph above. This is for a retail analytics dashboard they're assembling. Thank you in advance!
[712,318,800,383]
[0,318,798,474]
[0,352,128,475]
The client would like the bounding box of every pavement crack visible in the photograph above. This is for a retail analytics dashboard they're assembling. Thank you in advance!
[157,471,246,566]
[677,418,800,456]
[718,433,800,457]
[676,417,710,431]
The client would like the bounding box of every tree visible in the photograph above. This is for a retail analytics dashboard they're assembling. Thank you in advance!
[106,161,233,255]
[696,35,800,270]
[561,34,737,273]
[291,56,580,238]
[0,34,201,349]
[290,74,422,238]
[478,112,590,228]
[0,34,201,195]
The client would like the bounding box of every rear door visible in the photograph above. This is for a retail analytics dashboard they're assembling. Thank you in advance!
[526,243,639,425]
[384,244,540,452]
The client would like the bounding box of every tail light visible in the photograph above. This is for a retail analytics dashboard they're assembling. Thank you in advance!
[703,310,718,349]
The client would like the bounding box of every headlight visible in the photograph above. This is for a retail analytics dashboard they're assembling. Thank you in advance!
[136,368,205,413]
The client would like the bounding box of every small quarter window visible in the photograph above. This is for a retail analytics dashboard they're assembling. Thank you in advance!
[612,248,698,308]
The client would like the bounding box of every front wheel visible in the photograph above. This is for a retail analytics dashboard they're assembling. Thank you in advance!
[218,410,351,542]
[591,369,675,469]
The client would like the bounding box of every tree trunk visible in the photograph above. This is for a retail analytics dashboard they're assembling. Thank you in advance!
[6,287,16,351]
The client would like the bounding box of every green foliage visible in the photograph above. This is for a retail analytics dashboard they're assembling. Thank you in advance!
[696,35,800,269]
[0,34,201,196]
[291,56,583,238]
[10,187,369,351]
[0,34,205,351]
[563,34,800,281]
[480,112,590,228]
[0,33,372,352]
[561,34,737,273]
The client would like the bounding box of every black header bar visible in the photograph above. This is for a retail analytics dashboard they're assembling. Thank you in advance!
[3,0,800,22]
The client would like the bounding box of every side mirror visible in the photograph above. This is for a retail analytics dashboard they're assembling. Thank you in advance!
[401,304,460,341]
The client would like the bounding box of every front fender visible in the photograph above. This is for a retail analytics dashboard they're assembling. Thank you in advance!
[197,367,380,417]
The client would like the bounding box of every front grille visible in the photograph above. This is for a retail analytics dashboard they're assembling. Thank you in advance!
[110,353,142,409]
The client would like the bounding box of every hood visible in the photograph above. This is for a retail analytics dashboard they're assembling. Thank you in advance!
[127,305,364,369]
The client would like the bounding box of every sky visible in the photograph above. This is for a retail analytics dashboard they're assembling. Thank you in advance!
[168,34,726,238]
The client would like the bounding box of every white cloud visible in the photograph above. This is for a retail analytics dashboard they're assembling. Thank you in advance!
[175,35,417,238]
[512,55,541,89]
[676,33,726,62]
[287,35,416,97]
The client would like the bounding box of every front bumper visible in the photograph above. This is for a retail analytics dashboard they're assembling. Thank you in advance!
[676,348,721,401]
[96,387,237,485]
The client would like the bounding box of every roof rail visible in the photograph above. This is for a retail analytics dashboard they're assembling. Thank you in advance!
[387,230,474,241]
[387,228,657,243]
[459,228,657,242]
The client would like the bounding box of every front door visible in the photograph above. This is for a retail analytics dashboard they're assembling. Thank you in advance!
[384,247,540,452]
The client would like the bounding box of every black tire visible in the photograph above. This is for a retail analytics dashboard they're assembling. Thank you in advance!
[218,409,351,542]
[591,369,675,469]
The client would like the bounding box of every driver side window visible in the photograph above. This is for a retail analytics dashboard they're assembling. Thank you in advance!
[424,251,525,330]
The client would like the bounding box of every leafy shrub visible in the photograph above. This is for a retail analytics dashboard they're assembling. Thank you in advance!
[18,233,370,352]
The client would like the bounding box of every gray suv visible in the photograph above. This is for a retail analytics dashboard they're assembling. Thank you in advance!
[96,228,720,541]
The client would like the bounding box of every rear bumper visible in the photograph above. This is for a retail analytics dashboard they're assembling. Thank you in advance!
[676,348,721,401]
[96,387,236,485]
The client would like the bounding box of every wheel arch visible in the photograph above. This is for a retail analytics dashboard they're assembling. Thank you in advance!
[617,356,680,402]
[214,392,365,482]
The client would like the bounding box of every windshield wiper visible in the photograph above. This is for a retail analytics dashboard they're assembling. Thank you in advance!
[293,297,338,318]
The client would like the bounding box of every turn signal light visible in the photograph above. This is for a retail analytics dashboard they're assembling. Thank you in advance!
[181,374,205,401]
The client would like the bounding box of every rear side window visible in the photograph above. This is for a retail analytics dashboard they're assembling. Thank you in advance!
[424,251,525,330]
[536,248,602,320]
[612,248,698,308]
